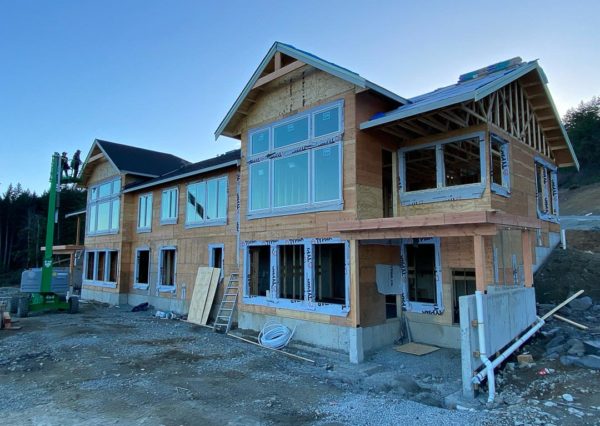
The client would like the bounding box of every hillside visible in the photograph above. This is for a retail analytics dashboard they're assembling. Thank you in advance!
[559,183,600,215]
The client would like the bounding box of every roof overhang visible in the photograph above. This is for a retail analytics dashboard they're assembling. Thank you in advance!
[359,62,579,170]
[122,160,240,194]
[215,42,408,140]
[79,139,121,187]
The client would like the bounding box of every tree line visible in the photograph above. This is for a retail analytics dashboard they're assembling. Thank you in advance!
[0,184,85,285]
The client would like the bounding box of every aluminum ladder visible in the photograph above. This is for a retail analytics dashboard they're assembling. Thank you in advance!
[213,272,239,333]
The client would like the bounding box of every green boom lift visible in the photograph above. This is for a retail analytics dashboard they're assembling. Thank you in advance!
[16,152,80,317]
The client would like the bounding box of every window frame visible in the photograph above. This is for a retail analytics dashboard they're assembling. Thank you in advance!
[82,249,119,288]
[246,100,344,219]
[160,187,179,225]
[242,237,350,317]
[133,247,151,290]
[208,243,225,280]
[398,132,487,206]
[157,246,177,292]
[489,134,511,197]
[399,238,444,314]
[137,193,153,232]
[185,176,228,228]
[534,156,559,223]
[87,177,121,236]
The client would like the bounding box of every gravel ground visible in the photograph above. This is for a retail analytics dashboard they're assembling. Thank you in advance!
[0,301,495,425]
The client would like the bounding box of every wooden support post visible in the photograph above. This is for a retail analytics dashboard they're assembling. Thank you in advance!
[522,230,533,287]
[274,52,282,70]
[473,235,486,292]
[76,215,81,246]
[349,240,360,327]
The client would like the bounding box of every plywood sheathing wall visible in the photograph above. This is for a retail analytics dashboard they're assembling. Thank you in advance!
[489,124,560,232]
[234,66,361,326]
[357,236,494,329]
[354,91,402,220]
[83,160,124,295]
[125,168,239,306]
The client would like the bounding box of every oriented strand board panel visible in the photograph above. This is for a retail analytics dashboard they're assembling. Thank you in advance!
[187,267,220,325]
[394,342,439,356]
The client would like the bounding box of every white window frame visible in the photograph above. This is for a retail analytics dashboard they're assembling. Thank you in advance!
[157,246,177,292]
[160,187,179,225]
[246,100,344,219]
[82,249,119,288]
[185,176,228,228]
[399,237,444,314]
[87,177,121,236]
[490,134,511,197]
[398,132,487,205]
[137,193,153,232]
[133,247,151,290]
[242,238,350,317]
[534,156,559,223]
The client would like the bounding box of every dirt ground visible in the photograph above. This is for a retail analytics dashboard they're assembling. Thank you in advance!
[559,184,600,216]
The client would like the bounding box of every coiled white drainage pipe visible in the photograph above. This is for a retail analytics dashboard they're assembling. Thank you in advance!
[258,321,296,350]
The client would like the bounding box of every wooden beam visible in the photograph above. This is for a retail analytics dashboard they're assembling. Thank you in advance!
[87,153,104,163]
[522,230,533,287]
[274,52,282,71]
[397,120,430,137]
[253,60,305,89]
[349,240,360,328]
[473,235,486,291]
[438,110,467,128]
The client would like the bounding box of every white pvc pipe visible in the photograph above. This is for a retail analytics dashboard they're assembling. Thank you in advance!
[472,316,545,385]
[475,291,496,403]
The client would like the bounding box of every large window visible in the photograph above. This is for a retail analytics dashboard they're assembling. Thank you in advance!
[247,100,344,218]
[399,238,443,314]
[134,248,150,290]
[87,178,121,235]
[535,157,559,222]
[158,247,177,291]
[490,134,511,197]
[83,249,119,287]
[244,239,350,316]
[161,187,178,224]
[186,176,228,226]
[399,132,486,205]
[137,193,153,231]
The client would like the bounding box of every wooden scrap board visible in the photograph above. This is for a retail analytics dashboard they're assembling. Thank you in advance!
[187,267,221,326]
[394,342,439,356]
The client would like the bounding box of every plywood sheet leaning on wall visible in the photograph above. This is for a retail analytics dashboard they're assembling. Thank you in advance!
[188,267,221,325]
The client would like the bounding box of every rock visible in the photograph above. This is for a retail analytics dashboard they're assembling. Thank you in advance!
[569,296,593,311]
[567,340,586,356]
[562,393,574,402]
[517,354,534,365]
[591,304,600,313]
[583,340,600,356]
[561,354,600,370]
[544,401,557,407]
[546,335,565,349]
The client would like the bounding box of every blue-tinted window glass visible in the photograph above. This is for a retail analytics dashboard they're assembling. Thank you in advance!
[273,153,308,207]
[314,145,340,202]
[273,116,309,148]
[250,162,269,211]
[314,107,340,137]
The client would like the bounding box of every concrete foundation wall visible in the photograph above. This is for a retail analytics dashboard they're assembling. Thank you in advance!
[407,320,461,349]
[459,286,537,398]
[128,293,188,314]
[81,287,127,305]
[239,311,403,363]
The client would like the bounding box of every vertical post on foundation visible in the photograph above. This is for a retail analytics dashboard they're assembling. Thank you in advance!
[522,229,533,287]
[348,239,363,363]
[473,234,486,292]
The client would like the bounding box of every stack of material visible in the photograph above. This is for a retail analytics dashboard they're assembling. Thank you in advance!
[187,267,221,326]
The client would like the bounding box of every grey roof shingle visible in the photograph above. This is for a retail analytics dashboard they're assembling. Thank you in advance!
[122,149,241,192]
[96,139,190,177]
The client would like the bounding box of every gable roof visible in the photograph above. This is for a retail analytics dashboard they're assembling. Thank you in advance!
[79,139,191,185]
[123,149,241,193]
[360,59,579,169]
[95,139,190,176]
[215,41,409,139]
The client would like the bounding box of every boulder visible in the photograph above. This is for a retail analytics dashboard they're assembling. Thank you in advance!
[569,296,593,311]
[583,339,600,356]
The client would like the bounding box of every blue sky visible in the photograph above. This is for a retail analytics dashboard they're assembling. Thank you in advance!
[1,0,599,194]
